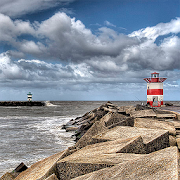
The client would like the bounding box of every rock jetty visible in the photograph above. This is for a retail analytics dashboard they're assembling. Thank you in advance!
[1,102,180,180]
[0,101,45,106]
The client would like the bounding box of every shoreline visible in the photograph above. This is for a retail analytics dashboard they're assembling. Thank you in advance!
[1,101,180,180]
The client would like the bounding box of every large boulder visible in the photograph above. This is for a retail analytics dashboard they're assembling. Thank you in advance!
[169,135,177,146]
[74,113,110,149]
[92,126,169,153]
[74,111,135,149]
[1,172,14,180]
[103,112,134,128]
[117,106,133,114]
[134,118,176,136]
[57,136,146,180]
[130,109,156,118]
[71,103,113,141]
[156,113,176,119]
[14,150,67,180]
[72,146,179,180]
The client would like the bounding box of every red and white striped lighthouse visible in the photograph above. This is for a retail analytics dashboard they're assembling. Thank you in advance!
[144,72,167,107]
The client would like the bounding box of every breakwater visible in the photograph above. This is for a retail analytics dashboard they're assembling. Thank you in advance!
[1,102,180,180]
[0,101,45,106]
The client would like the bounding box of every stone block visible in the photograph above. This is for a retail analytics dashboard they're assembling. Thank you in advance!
[14,162,28,173]
[117,106,133,114]
[14,150,67,180]
[57,136,145,180]
[104,112,134,128]
[177,114,180,121]
[92,126,169,153]
[57,162,113,180]
[169,135,177,146]
[172,121,180,128]
[44,174,58,180]
[65,127,78,132]
[74,113,110,149]
[102,107,118,113]
[176,138,180,150]
[1,172,14,180]
[156,113,176,118]
[63,136,145,159]
[125,106,136,115]
[134,118,176,136]
[130,109,156,118]
[72,147,179,180]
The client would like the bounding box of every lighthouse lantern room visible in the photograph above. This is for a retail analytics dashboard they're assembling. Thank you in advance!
[27,92,32,102]
[144,72,166,107]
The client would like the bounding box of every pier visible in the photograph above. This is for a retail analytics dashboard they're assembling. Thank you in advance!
[0,101,45,106]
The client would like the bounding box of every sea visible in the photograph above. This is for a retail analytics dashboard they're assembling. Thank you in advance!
[0,100,179,177]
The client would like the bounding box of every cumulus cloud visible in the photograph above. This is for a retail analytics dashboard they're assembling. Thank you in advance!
[33,13,140,61]
[129,18,180,41]
[0,0,75,17]
[0,53,22,80]
[0,12,138,62]
[0,13,34,44]
[0,12,180,94]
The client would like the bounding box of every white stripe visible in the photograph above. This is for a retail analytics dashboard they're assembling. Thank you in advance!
[147,95,163,101]
[147,83,163,89]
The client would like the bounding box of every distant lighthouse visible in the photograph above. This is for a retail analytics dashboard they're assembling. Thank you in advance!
[27,92,32,102]
[144,72,167,107]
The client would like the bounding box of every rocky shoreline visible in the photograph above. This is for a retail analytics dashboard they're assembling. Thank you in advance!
[1,102,180,180]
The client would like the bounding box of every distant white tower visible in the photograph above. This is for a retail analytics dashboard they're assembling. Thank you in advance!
[27,92,32,102]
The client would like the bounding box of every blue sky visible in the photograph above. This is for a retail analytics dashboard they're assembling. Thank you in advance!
[0,0,179,101]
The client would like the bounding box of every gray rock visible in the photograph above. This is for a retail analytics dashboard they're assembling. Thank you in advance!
[92,126,170,153]
[57,136,146,180]
[134,118,176,136]
[14,150,67,180]
[72,147,179,180]
[130,109,156,118]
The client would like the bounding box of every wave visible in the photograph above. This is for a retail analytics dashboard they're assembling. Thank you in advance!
[45,101,56,106]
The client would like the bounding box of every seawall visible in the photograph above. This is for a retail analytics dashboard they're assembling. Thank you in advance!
[0,101,45,106]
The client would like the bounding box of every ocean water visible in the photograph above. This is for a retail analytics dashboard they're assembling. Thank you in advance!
[1,100,176,176]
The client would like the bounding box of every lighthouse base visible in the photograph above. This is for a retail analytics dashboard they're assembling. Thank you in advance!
[147,101,163,107]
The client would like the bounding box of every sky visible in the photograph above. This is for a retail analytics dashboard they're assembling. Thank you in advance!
[0,0,179,101]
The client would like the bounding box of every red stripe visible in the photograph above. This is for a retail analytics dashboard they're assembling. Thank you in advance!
[147,101,163,107]
[147,89,163,95]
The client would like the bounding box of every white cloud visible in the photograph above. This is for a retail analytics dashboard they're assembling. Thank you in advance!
[0,0,75,17]
[0,13,179,73]
[129,18,180,41]
[19,41,46,55]
[104,20,116,27]
[0,52,22,79]
[0,13,35,44]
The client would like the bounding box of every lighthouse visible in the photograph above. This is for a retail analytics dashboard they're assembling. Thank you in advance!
[27,92,32,102]
[144,72,166,107]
